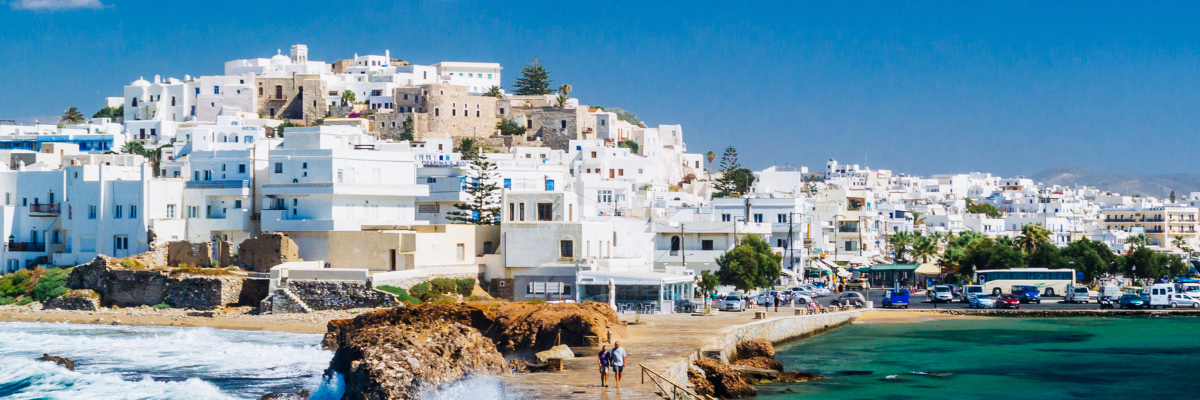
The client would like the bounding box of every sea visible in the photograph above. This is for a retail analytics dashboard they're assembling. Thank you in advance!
[0,322,505,399]
[759,316,1200,399]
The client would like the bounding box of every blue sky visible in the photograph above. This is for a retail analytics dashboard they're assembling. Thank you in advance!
[2,1,1200,177]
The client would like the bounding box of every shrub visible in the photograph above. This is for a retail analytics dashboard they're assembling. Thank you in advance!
[377,285,420,305]
[430,278,457,295]
[119,259,145,269]
[455,278,476,297]
[31,268,70,302]
[15,297,33,306]
[409,282,430,299]
[152,302,171,310]
[421,293,457,304]
[0,271,34,297]
[0,296,13,306]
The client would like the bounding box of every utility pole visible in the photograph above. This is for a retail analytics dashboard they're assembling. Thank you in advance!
[680,223,686,270]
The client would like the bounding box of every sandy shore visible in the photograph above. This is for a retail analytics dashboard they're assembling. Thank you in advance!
[0,304,372,334]
[855,309,981,324]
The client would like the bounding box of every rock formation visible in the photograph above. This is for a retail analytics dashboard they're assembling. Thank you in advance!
[42,289,100,311]
[731,356,782,372]
[735,339,774,359]
[37,354,75,371]
[487,301,625,354]
[691,358,757,398]
[66,256,259,310]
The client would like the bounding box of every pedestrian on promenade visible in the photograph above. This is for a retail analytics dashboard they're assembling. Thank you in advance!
[597,346,611,387]
[611,341,628,388]
[773,292,780,312]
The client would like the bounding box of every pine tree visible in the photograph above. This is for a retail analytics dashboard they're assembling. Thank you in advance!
[713,146,743,197]
[1170,190,1177,203]
[512,57,553,95]
[398,116,415,141]
[446,157,502,225]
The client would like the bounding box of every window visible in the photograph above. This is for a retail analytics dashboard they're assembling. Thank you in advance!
[591,151,597,158]
[337,169,344,182]
[274,163,283,173]
[753,214,763,223]
[519,203,525,221]
[537,203,553,221]
[418,204,440,214]
[509,203,515,221]
[238,164,246,173]
[598,190,613,203]
[702,240,714,250]
[778,214,788,223]
[503,179,511,189]
[722,214,731,222]
[777,239,786,247]
[166,204,175,218]
[545,179,555,191]
[129,205,137,219]
[435,108,439,116]
[618,169,624,176]
[456,244,465,261]
[560,240,574,258]
[845,241,858,251]
[88,205,96,219]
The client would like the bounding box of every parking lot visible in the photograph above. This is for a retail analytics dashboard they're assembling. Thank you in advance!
[850,289,1114,310]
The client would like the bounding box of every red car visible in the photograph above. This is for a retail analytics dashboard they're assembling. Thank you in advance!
[996,294,1021,309]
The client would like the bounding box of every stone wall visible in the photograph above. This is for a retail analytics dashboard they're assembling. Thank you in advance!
[166,241,211,267]
[664,310,861,386]
[42,290,99,311]
[238,233,301,272]
[265,289,311,314]
[218,241,234,268]
[239,277,271,306]
[377,83,501,140]
[255,74,327,124]
[105,269,169,306]
[286,280,397,311]
[164,276,243,310]
[66,256,247,310]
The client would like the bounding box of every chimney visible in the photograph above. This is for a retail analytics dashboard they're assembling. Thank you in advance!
[385,49,390,61]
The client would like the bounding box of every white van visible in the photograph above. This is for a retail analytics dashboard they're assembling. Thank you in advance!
[961,285,985,303]
[1142,284,1176,309]
[1066,285,1090,304]
[1182,283,1200,298]
[1096,285,1121,302]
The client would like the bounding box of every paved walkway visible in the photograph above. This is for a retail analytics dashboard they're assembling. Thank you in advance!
[500,304,810,399]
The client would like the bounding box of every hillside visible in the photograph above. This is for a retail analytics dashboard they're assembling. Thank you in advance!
[1030,165,1200,199]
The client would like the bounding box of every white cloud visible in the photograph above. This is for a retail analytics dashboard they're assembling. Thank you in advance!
[9,0,106,10]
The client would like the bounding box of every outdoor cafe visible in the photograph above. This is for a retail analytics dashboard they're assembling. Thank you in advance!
[576,270,695,314]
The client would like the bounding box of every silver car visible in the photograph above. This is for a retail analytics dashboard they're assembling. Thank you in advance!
[968,293,996,308]
[722,294,747,311]
[1169,294,1200,308]
[927,285,954,303]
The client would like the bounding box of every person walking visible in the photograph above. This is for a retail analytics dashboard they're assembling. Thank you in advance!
[611,341,628,388]
[597,346,611,387]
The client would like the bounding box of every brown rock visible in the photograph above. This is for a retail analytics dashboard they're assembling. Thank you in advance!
[693,359,757,398]
[688,368,716,397]
[778,371,826,383]
[731,356,783,372]
[36,354,75,371]
[736,339,774,359]
[257,390,310,400]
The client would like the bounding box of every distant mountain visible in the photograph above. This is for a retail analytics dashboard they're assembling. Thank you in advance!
[1030,165,1200,199]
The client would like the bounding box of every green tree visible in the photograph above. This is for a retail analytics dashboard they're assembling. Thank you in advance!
[714,146,755,197]
[910,211,927,227]
[398,116,415,141]
[496,118,526,136]
[556,84,572,107]
[1127,233,1149,249]
[120,141,147,156]
[1015,223,1052,254]
[455,138,480,161]
[1170,191,1177,203]
[966,201,1003,218]
[714,235,782,292]
[446,157,502,225]
[698,270,719,301]
[910,235,938,263]
[92,106,124,120]
[512,57,553,95]
[888,231,915,262]
[60,107,85,124]
[340,90,356,107]
[483,85,505,99]
[618,139,639,154]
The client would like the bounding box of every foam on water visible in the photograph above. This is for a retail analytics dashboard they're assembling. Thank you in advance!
[421,376,505,400]
[0,322,338,399]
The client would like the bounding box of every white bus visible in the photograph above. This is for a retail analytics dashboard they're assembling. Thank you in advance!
[975,268,1076,297]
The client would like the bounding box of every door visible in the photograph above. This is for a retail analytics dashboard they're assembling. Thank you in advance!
[113,235,128,257]
[389,249,397,271]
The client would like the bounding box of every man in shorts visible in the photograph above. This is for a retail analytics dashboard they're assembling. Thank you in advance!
[610,341,628,388]
[597,345,611,387]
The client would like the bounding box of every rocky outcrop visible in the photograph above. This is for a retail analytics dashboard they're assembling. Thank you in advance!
[692,359,756,398]
[258,390,310,400]
[323,302,626,399]
[325,304,506,400]
[37,354,76,371]
[731,356,782,372]
[238,233,300,272]
[736,339,774,359]
[66,256,246,310]
[534,344,575,364]
[42,289,100,311]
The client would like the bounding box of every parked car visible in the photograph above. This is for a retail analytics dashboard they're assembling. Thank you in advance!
[1142,284,1176,309]
[968,293,996,308]
[996,294,1021,309]
[926,285,954,303]
[846,278,871,290]
[1065,285,1091,304]
[722,294,747,311]
[830,292,868,307]
[1097,285,1122,302]
[881,288,910,309]
[945,284,962,298]
[1168,293,1200,308]
[961,285,985,303]
[1011,285,1042,304]
[1118,293,1145,309]
[789,287,816,297]
[791,294,814,306]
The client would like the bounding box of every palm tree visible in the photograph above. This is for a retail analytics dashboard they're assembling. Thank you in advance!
[996,235,1017,249]
[555,92,568,108]
[60,107,85,124]
[911,235,938,263]
[1127,233,1149,249]
[930,231,946,251]
[910,211,927,228]
[340,90,356,107]
[1015,223,1052,253]
[1171,235,1187,250]
[558,84,572,97]
[888,231,915,262]
[483,86,505,99]
[455,138,479,161]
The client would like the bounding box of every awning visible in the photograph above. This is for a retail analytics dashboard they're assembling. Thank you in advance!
[578,270,694,286]
[780,269,800,278]
[915,264,941,275]
[869,264,920,272]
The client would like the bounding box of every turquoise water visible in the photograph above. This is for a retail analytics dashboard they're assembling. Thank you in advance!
[760,317,1200,399]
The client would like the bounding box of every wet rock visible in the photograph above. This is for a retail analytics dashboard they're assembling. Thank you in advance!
[36,354,75,371]
[778,371,825,383]
[693,359,757,398]
[736,339,774,359]
[731,356,783,372]
[534,344,575,364]
[730,365,778,384]
[257,390,310,400]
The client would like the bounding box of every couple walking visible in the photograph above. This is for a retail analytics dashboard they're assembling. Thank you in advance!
[596,342,628,388]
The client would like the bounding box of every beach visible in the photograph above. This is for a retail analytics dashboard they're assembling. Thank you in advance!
[0,304,365,334]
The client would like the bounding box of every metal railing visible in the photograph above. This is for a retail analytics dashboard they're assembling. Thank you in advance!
[29,203,60,215]
[641,364,712,400]
[6,242,45,252]
[185,180,249,189]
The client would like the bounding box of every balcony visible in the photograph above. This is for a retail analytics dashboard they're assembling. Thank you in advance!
[185,180,249,189]
[1105,218,1136,222]
[6,242,45,252]
[29,203,61,216]
[267,94,288,101]
[262,182,429,197]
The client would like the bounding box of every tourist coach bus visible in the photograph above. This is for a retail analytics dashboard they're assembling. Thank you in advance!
[975,268,1076,297]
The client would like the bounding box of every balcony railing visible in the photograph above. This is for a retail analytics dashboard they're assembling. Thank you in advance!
[6,242,44,252]
[29,203,61,216]
[185,180,250,189]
